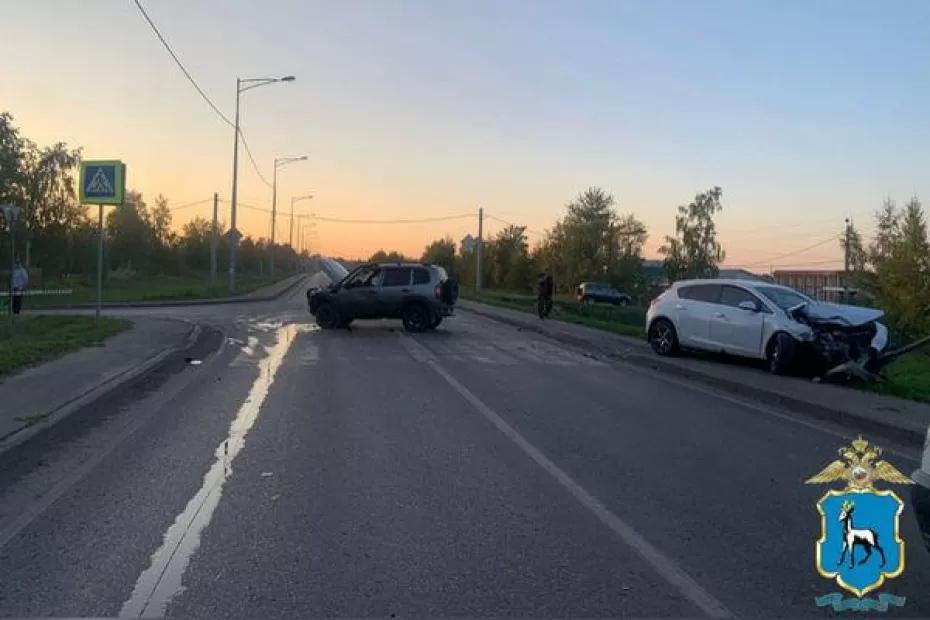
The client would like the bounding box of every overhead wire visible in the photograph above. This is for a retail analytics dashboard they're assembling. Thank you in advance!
[739,235,841,268]
[132,0,272,187]
[724,258,843,269]
[216,200,473,225]
[720,210,873,236]
[311,213,475,224]
[484,214,546,237]
[167,198,213,211]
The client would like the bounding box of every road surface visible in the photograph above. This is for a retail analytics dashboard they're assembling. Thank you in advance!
[1,279,928,618]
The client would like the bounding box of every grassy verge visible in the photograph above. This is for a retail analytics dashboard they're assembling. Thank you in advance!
[460,287,646,338]
[868,352,930,403]
[0,315,130,377]
[462,286,930,404]
[18,272,293,308]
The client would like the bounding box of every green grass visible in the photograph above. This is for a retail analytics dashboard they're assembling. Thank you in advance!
[0,315,130,377]
[869,352,930,404]
[19,272,291,308]
[460,287,647,339]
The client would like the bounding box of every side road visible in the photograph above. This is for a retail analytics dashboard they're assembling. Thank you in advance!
[36,273,307,310]
[0,274,308,453]
[457,299,930,447]
[0,317,197,453]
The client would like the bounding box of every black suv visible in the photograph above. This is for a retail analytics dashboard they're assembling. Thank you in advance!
[576,281,632,305]
[307,263,458,332]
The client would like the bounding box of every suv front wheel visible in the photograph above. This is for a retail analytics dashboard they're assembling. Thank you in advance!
[315,303,340,329]
[402,304,429,333]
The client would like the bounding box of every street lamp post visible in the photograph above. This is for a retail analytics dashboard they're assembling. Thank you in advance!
[270,156,307,277]
[295,214,315,254]
[228,74,295,294]
[301,220,317,255]
[289,194,314,248]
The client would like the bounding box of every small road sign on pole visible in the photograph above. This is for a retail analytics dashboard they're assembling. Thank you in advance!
[79,161,125,205]
[79,160,126,321]
[226,227,242,244]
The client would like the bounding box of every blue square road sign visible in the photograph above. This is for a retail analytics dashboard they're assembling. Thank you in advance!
[79,160,126,205]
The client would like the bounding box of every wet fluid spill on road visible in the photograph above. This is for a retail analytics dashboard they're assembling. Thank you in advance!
[119,322,302,619]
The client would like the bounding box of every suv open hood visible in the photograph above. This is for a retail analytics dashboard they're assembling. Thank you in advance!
[794,301,884,327]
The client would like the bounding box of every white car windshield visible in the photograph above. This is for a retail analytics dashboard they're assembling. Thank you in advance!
[754,285,812,311]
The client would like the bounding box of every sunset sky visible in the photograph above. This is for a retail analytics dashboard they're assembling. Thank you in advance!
[6,1,930,268]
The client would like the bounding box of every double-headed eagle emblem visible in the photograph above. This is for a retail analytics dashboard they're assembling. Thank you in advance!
[806,436,913,491]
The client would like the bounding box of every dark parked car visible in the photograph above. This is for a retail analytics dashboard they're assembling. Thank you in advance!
[307,262,458,332]
[576,281,631,306]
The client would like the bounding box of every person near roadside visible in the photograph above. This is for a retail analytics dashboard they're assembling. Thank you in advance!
[11,261,28,315]
[537,268,554,319]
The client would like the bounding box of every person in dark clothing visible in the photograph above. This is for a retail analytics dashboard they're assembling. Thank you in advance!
[10,261,27,315]
[537,269,554,319]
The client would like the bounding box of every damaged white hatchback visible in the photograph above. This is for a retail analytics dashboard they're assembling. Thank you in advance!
[645,279,919,379]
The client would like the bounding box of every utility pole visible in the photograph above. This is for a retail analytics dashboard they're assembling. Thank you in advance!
[270,162,277,278]
[228,78,241,295]
[227,75,296,293]
[8,211,15,326]
[843,217,851,303]
[210,192,219,285]
[96,204,104,322]
[270,157,308,276]
[0,205,22,328]
[476,206,484,292]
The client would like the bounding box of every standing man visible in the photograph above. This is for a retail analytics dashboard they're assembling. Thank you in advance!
[537,268,554,319]
[11,261,28,315]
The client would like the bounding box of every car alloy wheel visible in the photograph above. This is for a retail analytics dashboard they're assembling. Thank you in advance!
[650,319,677,356]
[767,332,796,375]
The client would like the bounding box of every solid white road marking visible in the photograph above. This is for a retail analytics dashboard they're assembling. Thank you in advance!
[120,324,298,619]
[398,334,734,619]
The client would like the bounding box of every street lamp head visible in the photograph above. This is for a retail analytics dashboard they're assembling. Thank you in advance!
[280,75,296,82]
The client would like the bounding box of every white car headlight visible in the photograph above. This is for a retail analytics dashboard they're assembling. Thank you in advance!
[871,322,889,352]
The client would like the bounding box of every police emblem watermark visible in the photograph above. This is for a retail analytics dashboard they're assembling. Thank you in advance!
[807,436,913,611]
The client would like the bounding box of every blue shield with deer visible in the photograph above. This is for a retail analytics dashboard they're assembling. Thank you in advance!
[816,490,904,597]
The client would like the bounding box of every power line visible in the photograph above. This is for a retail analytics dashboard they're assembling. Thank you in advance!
[724,258,843,269]
[132,0,232,125]
[133,0,272,187]
[485,214,546,237]
[224,200,271,214]
[168,198,213,212]
[740,236,840,268]
[721,210,872,236]
[311,213,475,224]
[238,131,272,187]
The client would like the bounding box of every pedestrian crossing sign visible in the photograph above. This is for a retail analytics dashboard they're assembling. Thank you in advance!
[79,160,126,205]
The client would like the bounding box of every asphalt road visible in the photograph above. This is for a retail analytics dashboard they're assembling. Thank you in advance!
[1,278,929,618]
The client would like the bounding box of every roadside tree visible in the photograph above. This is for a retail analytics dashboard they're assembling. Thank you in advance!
[659,186,725,281]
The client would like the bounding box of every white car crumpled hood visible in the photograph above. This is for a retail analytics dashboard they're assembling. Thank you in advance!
[798,301,885,327]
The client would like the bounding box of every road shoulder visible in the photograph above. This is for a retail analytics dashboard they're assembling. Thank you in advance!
[458,298,930,447]
[0,316,197,453]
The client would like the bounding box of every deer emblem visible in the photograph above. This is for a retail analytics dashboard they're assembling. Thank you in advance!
[837,500,886,569]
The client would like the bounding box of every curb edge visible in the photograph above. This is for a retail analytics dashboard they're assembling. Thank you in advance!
[0,319,202,456]
[459,304,927,448]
